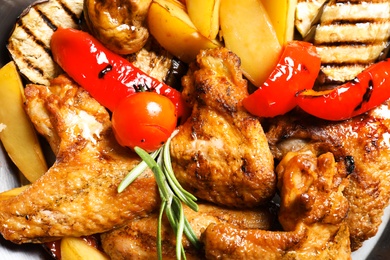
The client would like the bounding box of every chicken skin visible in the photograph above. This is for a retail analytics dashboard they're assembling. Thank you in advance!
[202,149,351,259]
[170,48,276,208]
[0,75,159,244]
[265,101,390,250]
[100,202,276,260]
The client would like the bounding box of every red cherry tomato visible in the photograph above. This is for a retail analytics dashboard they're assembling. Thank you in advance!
[112,92,177,152]
[297,58,390,121]
[243,41,321,117]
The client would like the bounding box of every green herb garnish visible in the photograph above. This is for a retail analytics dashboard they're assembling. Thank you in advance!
[118,132,201,260]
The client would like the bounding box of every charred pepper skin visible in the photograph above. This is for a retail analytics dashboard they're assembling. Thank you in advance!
[243,41,321,118]
[297,58,390,121]
[50,27,187,119]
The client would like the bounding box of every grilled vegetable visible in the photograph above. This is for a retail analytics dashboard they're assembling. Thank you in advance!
[219,0,282,87]
[0,186,29,201]
[83,0,151,55]
[7,0,83,85]
[61,237,109,260]
[296,0,390,84]
[0,61,47,182]
[243,41,321,118]
[50,28,188,120]
[297,58,390,121]
[147,0,221,63]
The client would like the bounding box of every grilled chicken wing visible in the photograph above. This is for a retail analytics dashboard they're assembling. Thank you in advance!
[202,149,351,259]
[0,75,159,244]
[101,202,276,259]
[265,101,390,250]
[170,48,276,208]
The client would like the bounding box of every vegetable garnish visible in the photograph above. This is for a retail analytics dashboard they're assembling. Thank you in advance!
[297,58,390,121]
[243,41,321,118]
[112,92,178,152]
[118,131,200,260]
[50,27,188,120]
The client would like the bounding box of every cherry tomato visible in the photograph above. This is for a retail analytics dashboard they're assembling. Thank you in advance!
[297,58,390,121]
[243,41,321,117]
[112,92,177,152]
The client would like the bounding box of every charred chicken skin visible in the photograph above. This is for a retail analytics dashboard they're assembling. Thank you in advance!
[170,47,276,208]
[0,75,159,243]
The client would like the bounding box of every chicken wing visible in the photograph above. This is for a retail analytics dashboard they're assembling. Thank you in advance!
[265,101,390,250]
[100,202,276,260]
[170,48,276,208]
[0,75,159,244]
[202,149,351,259]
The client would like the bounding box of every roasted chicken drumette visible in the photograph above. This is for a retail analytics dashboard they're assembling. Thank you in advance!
[202,148,351,259]
[265,101,390,250]
[170,47,276,208]
[0,75,159,244]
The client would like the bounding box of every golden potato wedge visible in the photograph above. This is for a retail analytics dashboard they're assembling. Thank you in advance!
[0,61,47,183]
[61,237,109,260]
[219,0,282,87]
[261,0,298,45]
[186,0,221,40]
[148,0,221,63]
[0,185,30,201]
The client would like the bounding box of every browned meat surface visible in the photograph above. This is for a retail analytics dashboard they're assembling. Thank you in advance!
[170,47,276,208]
[101,202,276,259]
[265,102,390,250]
[0,75,159,244]
[202,149,351,259]
[84,0,152,54]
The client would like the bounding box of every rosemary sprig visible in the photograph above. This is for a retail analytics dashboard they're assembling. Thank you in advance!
[117,132,201,260]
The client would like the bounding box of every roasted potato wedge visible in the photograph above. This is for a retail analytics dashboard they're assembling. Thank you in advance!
[0,61,47,182]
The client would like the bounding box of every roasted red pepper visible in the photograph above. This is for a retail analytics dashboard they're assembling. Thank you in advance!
[243,41,321,118]
[297,58,390,121]
[50,27,187,119]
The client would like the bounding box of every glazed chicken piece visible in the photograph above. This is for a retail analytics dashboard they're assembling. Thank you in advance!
[0,75,159,244]
[170,47,276,208]
[101,202,276,259]
[202,149,351,259]
[265,101,390,250]
[84,0,152,54]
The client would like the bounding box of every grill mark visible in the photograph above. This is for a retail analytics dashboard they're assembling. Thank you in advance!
[327,0,389,5]
[316,42,387,47]
[320,62,370,67]
[322,18,390,26]
[35,8,57,31]
[58,0,81,25]
[17,17,51,56]
[16,46,46,78]
[354,79,374,111]
[8,41,45,78]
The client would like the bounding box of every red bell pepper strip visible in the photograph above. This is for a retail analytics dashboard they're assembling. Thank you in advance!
[296,58,390,121]
[243,41,321,118]
[50,27,188,119]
